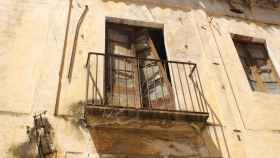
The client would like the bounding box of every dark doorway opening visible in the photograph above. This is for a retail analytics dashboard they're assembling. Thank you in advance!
[105,21,175,110]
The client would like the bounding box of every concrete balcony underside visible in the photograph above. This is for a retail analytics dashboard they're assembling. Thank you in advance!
[85,105,220,157]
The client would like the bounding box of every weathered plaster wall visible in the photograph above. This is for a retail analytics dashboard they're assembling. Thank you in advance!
[1,0,280,157]
[208,15,280,158]
[0,1,94,157]
[0,0,69,114]
[211,16,280,130]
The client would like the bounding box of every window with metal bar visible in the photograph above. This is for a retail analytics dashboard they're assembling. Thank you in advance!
[232,36,280,94]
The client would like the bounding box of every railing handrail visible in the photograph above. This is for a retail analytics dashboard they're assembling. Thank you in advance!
[86,52,197,67]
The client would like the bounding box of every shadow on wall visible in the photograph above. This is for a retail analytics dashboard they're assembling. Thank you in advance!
[88,125,223,157]
[189,75,231,158]
[9,142,36,158]
[8,120,38,157]
[9,115,57,158]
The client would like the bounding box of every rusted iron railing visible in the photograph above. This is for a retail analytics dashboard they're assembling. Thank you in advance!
[85,52,208,114]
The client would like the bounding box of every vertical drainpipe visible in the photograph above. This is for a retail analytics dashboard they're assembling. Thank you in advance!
[54,0,73,116]
[67,5,89,82]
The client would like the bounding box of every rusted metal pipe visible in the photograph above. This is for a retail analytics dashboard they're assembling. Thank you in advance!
[54,0,73,116]
[68,5,89,82]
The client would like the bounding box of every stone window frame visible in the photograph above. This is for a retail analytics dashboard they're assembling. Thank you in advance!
[231,34,280,94]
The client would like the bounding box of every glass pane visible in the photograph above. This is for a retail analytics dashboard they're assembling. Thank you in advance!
[149,80,165,99]
[264,82,280,94]
[140,62,160,81]
[140,61,171,108]
[260,72,274,82]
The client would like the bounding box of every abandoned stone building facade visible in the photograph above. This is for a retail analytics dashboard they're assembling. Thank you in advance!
[1,0,280,157]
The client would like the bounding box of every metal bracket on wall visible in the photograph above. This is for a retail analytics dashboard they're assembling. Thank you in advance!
[68,5,89,82]
[33,111,57,158]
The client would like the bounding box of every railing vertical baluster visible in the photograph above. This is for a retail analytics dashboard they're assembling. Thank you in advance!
[125,58,128,107]
[183,65,194,111]
[86,62,89,104]
[137,57,142,108]
[196,67,208,113]
[132,58,136,108]
[176,63,187,111]
[170,63,181,111]
[161,60,167,109]
[93,55,97,104]
[189,65,201,112]
[195,70,204,113]
[110,55,113,106]
[91,55,95,105]
[118,57,121,106]
[152,61,157,108]
[192,67,204,112]
[147,61,152,109]
[94,55,98,105]
[90,56,94,105]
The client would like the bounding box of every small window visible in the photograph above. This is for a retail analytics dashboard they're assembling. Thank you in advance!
[232,35,280,94]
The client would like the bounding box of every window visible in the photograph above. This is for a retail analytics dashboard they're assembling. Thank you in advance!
[232,35,280,94]
[105,22,175,109]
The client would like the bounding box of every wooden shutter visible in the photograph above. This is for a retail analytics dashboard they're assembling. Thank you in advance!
[106,24,141,108]
[134,29,175,110]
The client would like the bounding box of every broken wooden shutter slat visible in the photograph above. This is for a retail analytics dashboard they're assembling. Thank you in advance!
[135,29,175,110]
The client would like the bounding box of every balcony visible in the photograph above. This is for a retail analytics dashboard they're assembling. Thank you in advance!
[85,52,209,129]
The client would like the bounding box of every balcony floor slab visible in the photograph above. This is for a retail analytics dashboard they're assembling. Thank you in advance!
[85,104,209,131]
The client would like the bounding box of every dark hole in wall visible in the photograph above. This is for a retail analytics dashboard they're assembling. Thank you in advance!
[148,28,172,81]
[230,8,244,14]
